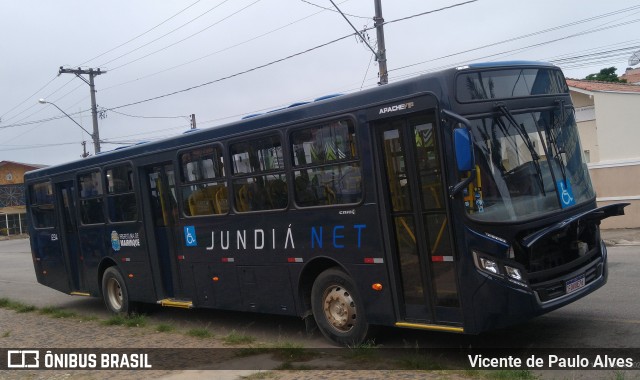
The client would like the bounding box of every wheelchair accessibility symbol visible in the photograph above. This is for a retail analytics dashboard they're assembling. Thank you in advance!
[556,179,576,208]
[184,226,198,247]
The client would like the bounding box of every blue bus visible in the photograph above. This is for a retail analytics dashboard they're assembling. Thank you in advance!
[25,61,627,346]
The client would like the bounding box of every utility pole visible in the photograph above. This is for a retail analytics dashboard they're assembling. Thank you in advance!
[81,141,90,158]
[190,114,197,130]
[329,0,388,85]
[373,0,388,85]
[58,67,106,153]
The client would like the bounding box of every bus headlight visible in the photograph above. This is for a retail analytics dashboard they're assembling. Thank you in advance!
[505,266,522,281]
[479,257,499,274]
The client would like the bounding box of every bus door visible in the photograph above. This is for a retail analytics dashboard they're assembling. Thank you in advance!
[374,111,462,325]
[55,180,84,291]
[142,164,182,299]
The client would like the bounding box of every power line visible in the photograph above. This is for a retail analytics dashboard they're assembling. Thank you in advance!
[0,75,58,122]
[383,0,479,26]
[78,0,204,66]
[101,1,349,92]
[105,33,355,111]
[0,109,90,130]
[108,0,262,71]
[104,0,479,111]
[0,142,79,152]
[98,0,236,68]
[387,18,640,83]
[109,109,189,119]
[0,76,86,126]
[299,0,368,19]
[390,4,640,74]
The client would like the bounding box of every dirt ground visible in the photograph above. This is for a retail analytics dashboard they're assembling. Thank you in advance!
[0,307,464,380]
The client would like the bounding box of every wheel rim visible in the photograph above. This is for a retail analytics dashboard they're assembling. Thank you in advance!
[106,277,123,311]
[322,285,357,333]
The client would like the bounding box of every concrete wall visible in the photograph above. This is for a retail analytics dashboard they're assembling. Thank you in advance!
[571,91,593,108]
[589,162,640,229]
[577,119,599,163]
[593,92,640,162]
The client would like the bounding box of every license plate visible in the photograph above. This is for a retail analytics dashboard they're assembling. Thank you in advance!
[566,274,586,294]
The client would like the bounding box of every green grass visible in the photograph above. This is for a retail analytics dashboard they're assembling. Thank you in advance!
[223,330,256,345]
[345,340,379,361]
[39,306,77,319]
[0,298,37,313]
[155,324,175,333]
[15,304,37,313]
[187,327,212,338]
[0,298,11,308]
[270,341,315,362]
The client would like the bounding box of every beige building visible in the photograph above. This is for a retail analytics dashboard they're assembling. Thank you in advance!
[0,161,45,236]
[620,67,640,84]
[567,79,640,228]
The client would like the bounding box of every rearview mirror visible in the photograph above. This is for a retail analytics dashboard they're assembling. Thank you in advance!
[454,128,474,172]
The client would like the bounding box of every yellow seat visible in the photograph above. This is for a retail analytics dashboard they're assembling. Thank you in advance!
[215,186,229,214]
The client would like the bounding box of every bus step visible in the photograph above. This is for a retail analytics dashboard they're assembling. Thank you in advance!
[395,322,463,333]
[158,298,193,309]
[69,291,91,297]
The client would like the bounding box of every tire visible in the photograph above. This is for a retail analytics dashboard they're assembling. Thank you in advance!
[311,268,372,346]
[102,266,131,314]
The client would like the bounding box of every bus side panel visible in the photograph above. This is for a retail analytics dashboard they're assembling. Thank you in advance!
[190,262,242,310]
[78,226,106,295]
[346,264,397,326]
[107,223,157,303]
[283,207,398,327]
[238,265,297,315]
[30,229,71,294]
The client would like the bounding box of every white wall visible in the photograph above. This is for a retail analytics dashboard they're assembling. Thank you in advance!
[593,92,640,162]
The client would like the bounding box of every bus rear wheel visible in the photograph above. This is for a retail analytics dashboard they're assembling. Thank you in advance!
[102,267,131,314]
[311,268,371,346]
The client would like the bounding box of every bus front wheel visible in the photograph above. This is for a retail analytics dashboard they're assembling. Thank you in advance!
[102,267,131,314]
[311,268,371,346]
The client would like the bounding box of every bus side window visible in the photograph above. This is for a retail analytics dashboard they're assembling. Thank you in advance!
[106,165,138,222]
[78,171,105,225]
[230,135,288,213]
[29,181,55,229]
[180,145,228,216]
[290,120,362,207]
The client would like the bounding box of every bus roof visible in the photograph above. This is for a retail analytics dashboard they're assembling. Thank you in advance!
[25,61,558,180]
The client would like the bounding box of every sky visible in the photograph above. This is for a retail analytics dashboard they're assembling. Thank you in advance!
[1,0,639,166]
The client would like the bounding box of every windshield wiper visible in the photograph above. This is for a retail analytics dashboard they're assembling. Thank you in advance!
[548,100,568,184]
[495,103,546,195]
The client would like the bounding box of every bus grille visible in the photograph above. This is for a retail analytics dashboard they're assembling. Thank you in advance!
[531,257,602,302]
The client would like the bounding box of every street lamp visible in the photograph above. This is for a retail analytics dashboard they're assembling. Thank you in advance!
[38,99,101,154]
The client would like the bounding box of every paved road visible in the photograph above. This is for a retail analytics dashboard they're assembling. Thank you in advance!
[1,238,638,349]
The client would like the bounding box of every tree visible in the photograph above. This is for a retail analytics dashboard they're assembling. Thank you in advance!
[584,67,627,83]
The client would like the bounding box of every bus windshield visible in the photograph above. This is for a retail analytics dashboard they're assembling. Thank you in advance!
[466,106,595,222]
